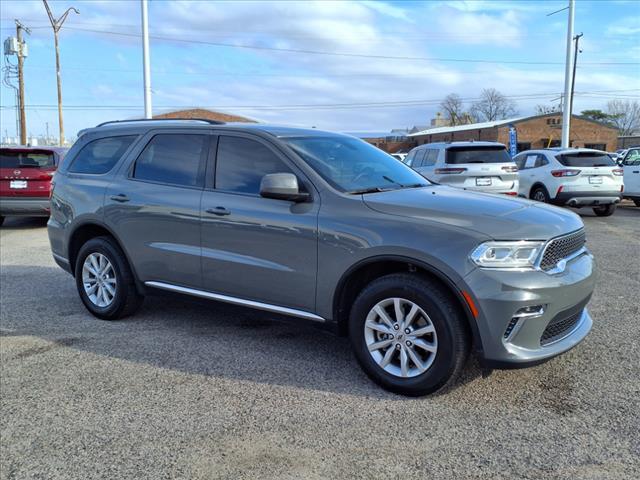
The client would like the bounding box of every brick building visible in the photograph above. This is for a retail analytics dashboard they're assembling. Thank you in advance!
[409,113,618,153]
[344,130,413,153]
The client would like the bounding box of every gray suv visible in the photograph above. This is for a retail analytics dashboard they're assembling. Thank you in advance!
[48,119,595,396]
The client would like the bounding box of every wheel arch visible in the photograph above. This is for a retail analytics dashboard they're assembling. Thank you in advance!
[529,182,549,199]
[332,255,484,355]
[67,221,143,293]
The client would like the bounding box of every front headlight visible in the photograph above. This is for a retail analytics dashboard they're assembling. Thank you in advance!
[470,241,545,269]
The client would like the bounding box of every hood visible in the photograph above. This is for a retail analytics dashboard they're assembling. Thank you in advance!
[362,186,583,240]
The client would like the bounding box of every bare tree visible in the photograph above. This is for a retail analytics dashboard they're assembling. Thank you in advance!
[606,100,640,136]
[470,88,518,122]
[440,93,465,126]
[535,103,562,115]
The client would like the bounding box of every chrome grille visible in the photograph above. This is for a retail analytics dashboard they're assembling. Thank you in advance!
[539,229,586,271]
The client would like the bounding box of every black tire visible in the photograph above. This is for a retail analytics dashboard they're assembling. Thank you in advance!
[633,199,640,207]
[74,236,143,320]
[348,273,469,396]
[530,185,550,203]
[593,204,616,217]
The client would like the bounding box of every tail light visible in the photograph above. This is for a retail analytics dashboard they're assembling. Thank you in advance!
[435,167,467,174]
[613,168,624,176]
[504,192,518,196]
[551,169,581,177]
[502,165,518,172]
[621,185,624,192]
[557,186,564,195]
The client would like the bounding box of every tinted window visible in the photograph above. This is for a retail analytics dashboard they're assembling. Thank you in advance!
[556,152,615,167]
[423,149,438,166]
[446,146,512,164]
[216,136,293,194]
[404,150,416,166]
[283,135,428,193]
[133,134,206,187]
[69,136,137,174]
[413,149,426,167]
[0,150,55,168]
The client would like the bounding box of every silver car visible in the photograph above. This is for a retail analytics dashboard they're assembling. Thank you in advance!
[48,120,595,396]
[406,141,519,195]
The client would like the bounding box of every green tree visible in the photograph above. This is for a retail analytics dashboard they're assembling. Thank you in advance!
[580,109,614,123]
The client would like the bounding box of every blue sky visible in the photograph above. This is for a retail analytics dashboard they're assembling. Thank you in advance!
[1,0,638,140]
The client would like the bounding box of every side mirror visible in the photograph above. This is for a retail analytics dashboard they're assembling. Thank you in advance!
[260,173,310,202]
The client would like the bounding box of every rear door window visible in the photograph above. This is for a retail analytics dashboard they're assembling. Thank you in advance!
[423,149,438,166]
[69,136,137,174]
[0,150,55,168]
[556,152,615,167]
[133,134,207,187]
[446,146,511,164]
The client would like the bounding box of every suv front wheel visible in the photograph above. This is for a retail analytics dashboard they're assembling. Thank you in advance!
[349,274,469,396]
[74,236,143,320]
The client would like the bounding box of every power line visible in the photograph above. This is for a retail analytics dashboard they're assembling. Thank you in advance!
[3,91,636,112]
[41,25,640,67]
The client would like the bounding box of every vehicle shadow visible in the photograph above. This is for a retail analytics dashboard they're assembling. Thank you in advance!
[0,217,49,230]
[0,265,484,399]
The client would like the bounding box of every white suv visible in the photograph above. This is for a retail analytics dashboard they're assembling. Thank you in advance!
[405,142,519,195]
[514,148,624,216]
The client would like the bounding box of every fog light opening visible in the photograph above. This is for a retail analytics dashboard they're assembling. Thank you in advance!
[503,305,546,341]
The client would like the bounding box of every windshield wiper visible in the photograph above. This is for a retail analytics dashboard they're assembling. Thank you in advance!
[349,186,393,195]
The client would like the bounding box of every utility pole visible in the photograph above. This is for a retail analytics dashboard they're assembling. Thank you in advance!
[560,0,575,148]
[569,33,583,122]
[141,0,152,118]
[16,21,30,145]
[43,0,79,146]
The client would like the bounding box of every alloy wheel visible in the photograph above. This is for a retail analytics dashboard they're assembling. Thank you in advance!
[363,297,438,378]
[82,253,117,308]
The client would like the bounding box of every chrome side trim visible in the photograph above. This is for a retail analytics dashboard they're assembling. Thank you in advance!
[144,281,326,322]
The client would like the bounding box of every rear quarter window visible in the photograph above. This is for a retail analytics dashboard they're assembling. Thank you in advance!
[556,152,615,167]
[445,146,512,164]
[68,135,137,174]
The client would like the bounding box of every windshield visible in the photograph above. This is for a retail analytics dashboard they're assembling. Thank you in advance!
[0,150,55,168]
[446,146,512,164]
[556,152,615,167]
[283,136,429,193]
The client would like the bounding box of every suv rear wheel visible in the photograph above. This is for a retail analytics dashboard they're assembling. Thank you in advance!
[531,186,549,203]
[593,204,616,217]
[348,273,469,396]
[74,236,143,320]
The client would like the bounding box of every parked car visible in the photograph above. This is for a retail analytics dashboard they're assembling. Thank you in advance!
[0,146,68,226]
[513,148,624,217]
[620,147,640,206]
[48,119,595,396]
[404,142,519,195]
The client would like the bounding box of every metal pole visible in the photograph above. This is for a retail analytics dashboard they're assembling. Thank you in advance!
[16,22,27,145]
[141,0,152,119]
[569,33,583,122]
[561,0,575,148]
[53,29,65,145]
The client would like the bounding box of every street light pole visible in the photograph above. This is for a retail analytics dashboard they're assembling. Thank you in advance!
[15,21,29,145]
[569,33,583,122]
[42,0,79,146]
[561,0,575,148]
[141,0,152,119]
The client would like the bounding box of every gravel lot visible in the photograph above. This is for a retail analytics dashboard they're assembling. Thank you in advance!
[1,203,639,480]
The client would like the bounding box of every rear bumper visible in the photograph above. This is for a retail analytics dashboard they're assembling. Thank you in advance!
[552,191,622,207]
[0,196,50,216]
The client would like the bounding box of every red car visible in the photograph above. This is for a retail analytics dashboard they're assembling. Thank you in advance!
[0,146,68,226]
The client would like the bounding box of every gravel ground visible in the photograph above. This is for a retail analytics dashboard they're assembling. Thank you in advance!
[1,203,639,480]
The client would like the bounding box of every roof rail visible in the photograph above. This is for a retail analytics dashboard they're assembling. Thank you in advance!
[95,118,226,128]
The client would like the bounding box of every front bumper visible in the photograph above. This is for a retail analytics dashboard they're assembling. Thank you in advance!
[0,197,50,216]
[552,190,622,207]
[465,249,595,368]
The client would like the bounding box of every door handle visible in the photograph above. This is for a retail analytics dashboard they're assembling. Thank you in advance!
[206,207,231,216]
[110,194,130,203]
